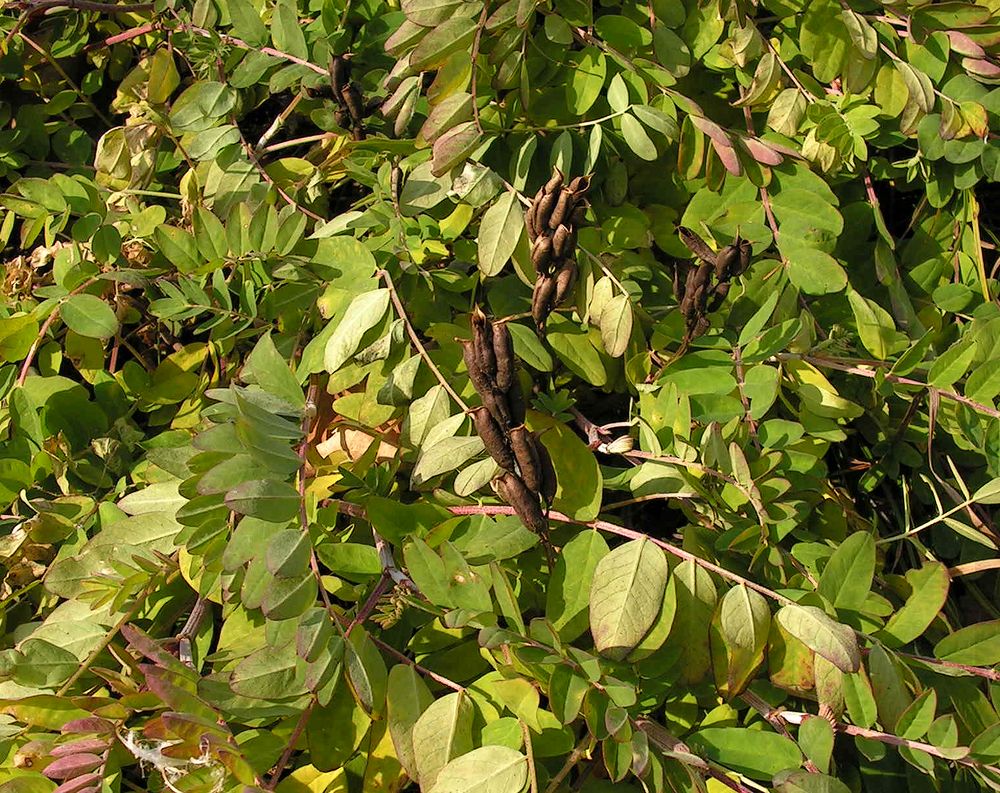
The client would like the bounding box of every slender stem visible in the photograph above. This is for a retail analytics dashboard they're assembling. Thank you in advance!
[256,91,306,152]
[57,570,179,695]
[263,133,334,154]
[346,574,391,636]
[370,634,465,691]
[18,278,99,387]
[17,0,153,12]
[379,269,470,412]
[470,4,488,134]
[543,736,591,793]
[179,24,327,76]
[521,720,538,793]
[265,701,315,789]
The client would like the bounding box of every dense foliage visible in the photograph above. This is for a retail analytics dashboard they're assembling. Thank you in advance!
[1,0,1000,791]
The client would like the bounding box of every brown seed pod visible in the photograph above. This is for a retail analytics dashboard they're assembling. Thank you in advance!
[471,310,497,382]
[548,189,574,230]
[673,263,685,302]
[481,386,512,429]
[536,438,557,506]
[496,472,548,534]
[461,339,493,396]
[534,192,558,231]
[341,83,365,123]
[571,204,587,226]
[505,380,526,426]
[714,244,740,281]
[678,226,717,267]
[509,426,542,492]
[553,262,578,305]
[492,322,515,392]
[552,224,570,258]
[332,55,350,98]
[544,168,564,195]
[531,234,553,274]
[707,280,730,312]
[567,174,591,195]
[526,185,545,241]
[532,274,556,329]
[737,237,752,274]
[472,407,516,471]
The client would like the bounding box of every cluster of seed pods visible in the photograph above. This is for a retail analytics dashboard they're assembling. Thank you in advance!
[330,54,379,140]
[461,309,556,538]
[675,226,753,340]
[526,168,591,332]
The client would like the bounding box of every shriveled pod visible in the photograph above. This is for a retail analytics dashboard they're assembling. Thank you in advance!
[570,203,587,226]
[331,55,351,96]
[531,274,556,328]
[548,189,575,230]
[526,185,546,240]
[714,244,741,281]
[531,234,553,274]
[534,192,558,231]
[341,84,365,123]
[678,226,717,267]
[553,262,578,305]
[737,237,752,274]
[568,174,592,198]
[708,280,730,312]
[536,439,557,506]
[460,339,493,396]
[471,310,497,381]
[472,407,516,471]
[505,380,526,426]
[496,472,548,535]
[492,322,515,392]
[480,386,512,429]
[509,425,543,493]
[551,224,570,258]
[544,168,565,195]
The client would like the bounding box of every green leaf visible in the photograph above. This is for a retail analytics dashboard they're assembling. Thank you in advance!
[775,605,860,672]
[228,0,269,47]
[621,113,657,161]
[928,338,977,388]
[970,723,1000,764]
[896,689,936,740]
[877,562,949,647]
[169,81,236,133]
[61,294,118,340]
[668,559,718,684]
[589,538,669,660]
[774,770,851,793]
[154,225,202,272]
[243,333,305,408]
[797,716,834,774]
[412,435,485,486]
[713,584,770,695]
[934,619,1000,665]
[0,314,39,362]
[428,745,527,793]
[817,532,875,612]
[231,644,304,700]
[528,412,602,521]
[599,294,633,358]
[412,693,475,789]
[346,629,388,717]
[225,479,300,522]
[566,48,606,114]
[780,241,847,295]
[324,289,391,373]
[688,727,802,780]
[478,191,523,277]
[271,0,309,60]
[410,18,478,72]
[387,664,435,778]
[546,529,609,641]
[846,290,899,360]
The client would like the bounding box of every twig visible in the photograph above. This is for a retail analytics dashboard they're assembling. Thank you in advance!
[240,134,324,221]
[179,24,327,76]
[378,269,469,412]
[265,701,314,789]
[13,0,153,12]
[16,33,113,127]
[732,345,759,445]
[778,710,1000,773]
[521,720,538,793]
[543,736,592,793]
[263,132,334,154]
[346,574,392,637]
[176,597,209,668]
[18,278,99,387]
[470,4,488,134]
[370,634,465,691]
[255,91,306,152]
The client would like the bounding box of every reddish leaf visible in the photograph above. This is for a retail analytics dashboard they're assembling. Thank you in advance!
[51,738,109,758]
[43,753,103,780]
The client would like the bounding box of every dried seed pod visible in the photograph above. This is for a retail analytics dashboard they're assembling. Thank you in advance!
[534,192,558,230]
[707,280,730,312]
[492,322,515,392]
[341,83,365,123]
[552,224,570,258]
[737,237,752,274]
[531,274,556,328]
[496,472,548,534]
[548,189,574,230]
[678,226,717,267]
[673,263,685,301]
[526,185,545,240]
[505,380,526,426]
[332,55,350,97]
[334,108,350,129]
[481,386,512,429]
[536,438,557,505]
[472,407,516,471]
[531,234,553,274]
[471,310,497,381]
[553,262,578,305]
[570,203,587,226]
[567,174,591,195]
[364,96,382,117]
[461,339,493,396]
[509,426,542,492]
[714,244,741,281]
[544,168,564,194]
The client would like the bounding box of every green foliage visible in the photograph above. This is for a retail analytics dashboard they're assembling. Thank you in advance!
[1,0,1000,791]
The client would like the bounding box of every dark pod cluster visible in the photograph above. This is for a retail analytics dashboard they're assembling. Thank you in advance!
[462,309,556,538]
[675,227,752,341]
[331,54,380,141]
[526,168,591,333]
